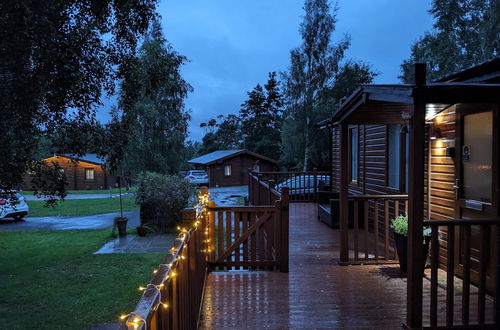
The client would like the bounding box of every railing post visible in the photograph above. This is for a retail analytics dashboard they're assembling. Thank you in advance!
[258,173,263,205]
[280,187,289,272]
[407,63,426,329]
[268,180,275,205]
[339,123,350,264]
[313,167,318,203]
[248,171,253,205]
[208,200,216,263]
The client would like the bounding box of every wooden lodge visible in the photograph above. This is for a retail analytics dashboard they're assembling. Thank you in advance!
[122,60,500,330]
[188,149,277,187]
[23,154,124,190]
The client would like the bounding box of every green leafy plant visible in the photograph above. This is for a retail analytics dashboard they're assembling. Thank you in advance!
[391,213,431,236]
[391,213,409,236]
[135,172,196,230]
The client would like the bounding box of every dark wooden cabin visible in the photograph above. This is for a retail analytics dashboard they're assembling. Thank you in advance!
[188,150,277,187]
[23,154,124,190]
[318,59,500,328]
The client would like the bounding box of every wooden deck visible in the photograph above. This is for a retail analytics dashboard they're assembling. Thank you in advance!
[198,203,493,329]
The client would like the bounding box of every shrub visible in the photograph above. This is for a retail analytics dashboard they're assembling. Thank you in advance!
[135,172,196,231]
[391,213,431,237]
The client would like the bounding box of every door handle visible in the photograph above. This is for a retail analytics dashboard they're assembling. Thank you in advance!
[453,179,460,200]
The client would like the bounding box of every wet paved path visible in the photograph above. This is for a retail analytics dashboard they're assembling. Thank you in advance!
[0,210,139,231]
[199,203,408,329]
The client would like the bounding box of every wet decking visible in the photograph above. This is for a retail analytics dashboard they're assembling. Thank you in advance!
[198,203,493,329]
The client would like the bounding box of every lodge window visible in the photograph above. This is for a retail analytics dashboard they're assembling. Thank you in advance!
[224,165,231,176]
[349,126,359,183]
[85,168,95,180]
[387,125,409,192]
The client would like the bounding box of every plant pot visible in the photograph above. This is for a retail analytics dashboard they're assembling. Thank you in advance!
[393,232,431,275]
[137,226,147,237]
[115,217,128,237]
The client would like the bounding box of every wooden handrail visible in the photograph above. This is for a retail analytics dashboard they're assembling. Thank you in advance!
[424,218,500,226]
[348,194,408,200]
[208,206,275,212]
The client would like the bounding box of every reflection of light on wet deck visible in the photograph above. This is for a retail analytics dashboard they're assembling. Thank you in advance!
[199,203,494,329]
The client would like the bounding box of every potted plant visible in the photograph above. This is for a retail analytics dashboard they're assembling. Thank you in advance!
[391,213,431,274]
[136,224,155,237]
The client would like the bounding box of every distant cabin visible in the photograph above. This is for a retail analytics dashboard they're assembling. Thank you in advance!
[188,150,278,187]
[23,154,125,191]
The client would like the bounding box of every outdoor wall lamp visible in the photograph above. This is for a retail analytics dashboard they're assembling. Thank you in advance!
[429,125,442,140]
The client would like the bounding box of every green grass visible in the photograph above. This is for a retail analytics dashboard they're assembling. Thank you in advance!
[0,230,164,330]
[27,197,139,217]
[21,187,137,195]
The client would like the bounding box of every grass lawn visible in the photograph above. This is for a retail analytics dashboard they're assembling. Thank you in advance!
[27,197,139,217]
[21,187,137,195]
[0,230,163,330]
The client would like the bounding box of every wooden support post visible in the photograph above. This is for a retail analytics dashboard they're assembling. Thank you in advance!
[280,187,290,272]
[268,180,275,205]
[339,123,350,264]
[406,63,426,329]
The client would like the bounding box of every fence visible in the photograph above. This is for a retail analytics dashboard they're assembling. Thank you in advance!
[338,194,408,265]
[123,190,211,330]
[249,170,330,203]
[421,218,500,328]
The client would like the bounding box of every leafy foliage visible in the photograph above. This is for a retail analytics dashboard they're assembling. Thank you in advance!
[400,0,500,82]
[0,0,158,197]
[199,114,242,155]
[108,22,192,176]
[391,213,409,236]
[135,172,196,229]
[281,0,376,170]
[240,72,284,159]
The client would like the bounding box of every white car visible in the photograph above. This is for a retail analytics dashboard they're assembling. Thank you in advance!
[275,175,330,195]
[184,170,209,185]
[0,191,29,220]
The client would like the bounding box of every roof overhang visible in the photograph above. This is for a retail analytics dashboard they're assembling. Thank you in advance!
[323,83,500,126]
[188,150,278,166]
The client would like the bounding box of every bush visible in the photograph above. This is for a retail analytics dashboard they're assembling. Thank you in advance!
[391,213,431,237]
[135,172,196,231]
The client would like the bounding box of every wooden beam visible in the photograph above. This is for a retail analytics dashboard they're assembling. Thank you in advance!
[406,63,426,329]
[339,123,350,264]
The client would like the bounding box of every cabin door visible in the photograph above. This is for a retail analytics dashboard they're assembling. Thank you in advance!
[455,105,499,290]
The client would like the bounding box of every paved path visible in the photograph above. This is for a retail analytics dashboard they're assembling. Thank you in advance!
[94,234,177,254]
[0,210,139,231]
[209,186,247,205]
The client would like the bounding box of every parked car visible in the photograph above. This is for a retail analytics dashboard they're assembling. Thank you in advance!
[275,175,330,195]
[184,170,209,185]
[0,191,29,220]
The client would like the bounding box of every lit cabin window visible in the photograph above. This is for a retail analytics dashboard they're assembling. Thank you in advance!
[224,165,231,176]
[85,168,95,180]
[388,125,401,189]
[349,126,358,182]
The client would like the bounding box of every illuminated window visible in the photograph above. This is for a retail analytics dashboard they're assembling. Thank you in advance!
[224,165,231,176]
[85,168,95,180]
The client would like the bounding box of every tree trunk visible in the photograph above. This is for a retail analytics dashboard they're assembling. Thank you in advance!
[303,115,310,171]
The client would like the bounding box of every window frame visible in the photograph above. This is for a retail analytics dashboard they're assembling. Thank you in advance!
[85,168,95,181]
[349,125,359,184]
[386,125,408,192]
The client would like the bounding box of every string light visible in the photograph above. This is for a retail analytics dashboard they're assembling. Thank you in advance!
[120,190,211,328]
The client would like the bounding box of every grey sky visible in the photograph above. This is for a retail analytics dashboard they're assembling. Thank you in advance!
[96,0,434,141]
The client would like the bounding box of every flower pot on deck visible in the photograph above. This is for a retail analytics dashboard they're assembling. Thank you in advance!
[393,232,431,275]
[115,217,128,237]
[136,226,147,237]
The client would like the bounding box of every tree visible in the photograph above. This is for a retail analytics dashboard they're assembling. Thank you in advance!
[109,22,192,176]
[198,114,242,155]
[0,0,158,195]
[400,0,500,82]
[281,0,375,170]
[240,72,284,159]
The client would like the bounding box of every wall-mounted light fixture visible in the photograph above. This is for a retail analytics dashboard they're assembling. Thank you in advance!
[429,124,442,140]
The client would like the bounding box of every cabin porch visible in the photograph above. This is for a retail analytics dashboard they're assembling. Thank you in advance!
[199,203,494,329]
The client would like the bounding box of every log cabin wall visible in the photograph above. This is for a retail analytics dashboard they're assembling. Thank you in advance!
[23,156,111,190]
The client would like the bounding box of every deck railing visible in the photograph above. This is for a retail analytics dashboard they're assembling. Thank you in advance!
[122,185,291,329]
[123,190,211,330]
[249,170,330,203]
[416,218,500,329]
[339,194,408,265]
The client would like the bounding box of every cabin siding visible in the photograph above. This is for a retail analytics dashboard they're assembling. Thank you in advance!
[22,156,119,190]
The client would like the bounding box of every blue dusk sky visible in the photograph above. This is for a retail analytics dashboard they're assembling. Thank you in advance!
[96,0,434,141]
